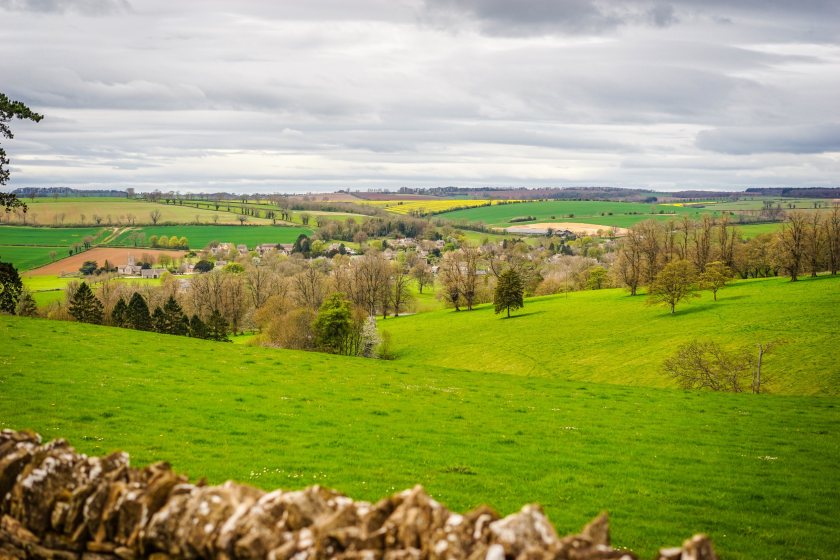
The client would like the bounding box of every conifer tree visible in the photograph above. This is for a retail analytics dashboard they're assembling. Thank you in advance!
[111,298,128,327]
[0,260,23,314]
[162,295,188,335]
[125,292,152,331]
[151,306,166,333]
[68,282,104,324]
[494,269,525,318]
[189,314,208,339]
[207,309,228,341]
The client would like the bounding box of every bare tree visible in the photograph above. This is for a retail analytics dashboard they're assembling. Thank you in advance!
[825,205,840,275]
[150,209,162,225]
[615,227,643,295]
[352,251,390,316]
[293,260,328,310]
[692,215,714,273]
[246,265,276,309]
[779,212,807,281]
[664,340,751,392]
[389,259,413,317]
[804,212,824,277]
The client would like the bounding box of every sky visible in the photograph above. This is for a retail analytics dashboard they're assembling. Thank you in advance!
[1,0,839,193]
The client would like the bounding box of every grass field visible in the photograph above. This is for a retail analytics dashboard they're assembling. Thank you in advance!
[107,225,314,250]
[0,315,837,559]
[440,200,713,228]
[4,200,271,226]
[0,227,110,271]
[0,226,106,246]
[382,275,840,396]
[736,222,784,238]
[0,246,62,271]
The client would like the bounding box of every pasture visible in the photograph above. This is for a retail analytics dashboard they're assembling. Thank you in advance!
[439,200,708,228]
[382,275,840,396]
[2,200,270,226]
[0,315,837,560]
[107,225,313,250]
[0,246,61,271]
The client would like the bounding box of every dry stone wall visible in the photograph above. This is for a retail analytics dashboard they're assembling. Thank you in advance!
[0,430,717,560]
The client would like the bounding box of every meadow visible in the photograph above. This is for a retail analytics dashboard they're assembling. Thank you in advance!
[0,315,837,560]
[0,226,110,271]
[383,275,840,396]
[106,225,314,250]
[438,200,701,227]
[3,199,271,226]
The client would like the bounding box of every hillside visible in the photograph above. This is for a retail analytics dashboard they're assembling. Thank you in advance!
[1,315,839,559]
[383,275,840,395]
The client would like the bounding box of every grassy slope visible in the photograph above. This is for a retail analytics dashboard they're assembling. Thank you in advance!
[381,275,840,396]
[107,225,313,249]
[0,316,837,560]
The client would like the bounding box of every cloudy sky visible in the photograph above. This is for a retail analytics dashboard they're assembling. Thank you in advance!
[2,0,839,193]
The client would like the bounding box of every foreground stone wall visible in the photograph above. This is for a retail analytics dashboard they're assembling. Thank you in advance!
[0,430,716,560]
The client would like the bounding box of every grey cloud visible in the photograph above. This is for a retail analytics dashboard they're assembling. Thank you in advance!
[696,124,840,155]
[0,0,130,15]
[422,0,623,35]
[648,4,677,27]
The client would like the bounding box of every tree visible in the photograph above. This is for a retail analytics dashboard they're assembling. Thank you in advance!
[313,293,354,354]
[150,209,162,225]
[0,260,23,314]
[194,259,214,273]
[125,292,152,331]
[825,205,840,275]
[585,266,608,290]
[648,259,697,314]
[779,212,807,281]
[111,298,128,327]
[664,340,769,393]
[1,93,44,197]
[158,295,188,335]
[79,260,98,276]
[207,308,229,341]
[189,314,209,339]
[700,261,731,301]
[15,290,37,317]
[68,282,104,324]
[494,268,525,318]
[410,260,434,294]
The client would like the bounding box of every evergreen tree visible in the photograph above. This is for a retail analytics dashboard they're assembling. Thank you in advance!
[189,314,208,339]
[151,306,166,333]
[111,298,128,327]
[68,282,104,324]
[494,269,525,318]
[161,295,188,335]
[15,290,38,317]
[0,260,23,314]
[207,309,229,341]
[125,292,152,331]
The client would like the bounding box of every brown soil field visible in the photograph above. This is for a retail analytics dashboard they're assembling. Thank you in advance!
[25,248,186,276]
[506,222,629,236]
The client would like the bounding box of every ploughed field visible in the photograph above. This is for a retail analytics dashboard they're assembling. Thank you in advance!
[1,314,838,560]
[383,275,840,396]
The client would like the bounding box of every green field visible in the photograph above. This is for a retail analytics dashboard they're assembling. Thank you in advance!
[737,222,784,238]
[0,225,106,246]
[0,246,61,271]
[0,315,837,559]
[107,225,314,249]
[440,200,704,228]
[382,275,840,396]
